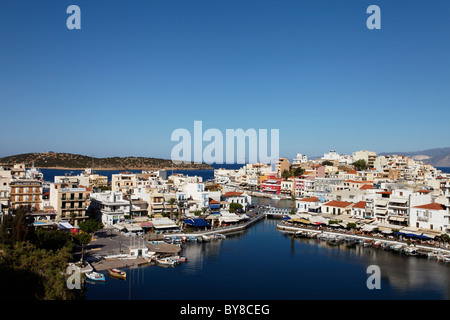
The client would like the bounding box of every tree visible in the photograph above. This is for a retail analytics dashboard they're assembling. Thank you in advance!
[293,167,305,176]
[78,219,103,235]
[322,160,333,166]
[281,169,291,180]
[352,159,368,171]
[177,201,184,222]
[229,203,243,213]
[168,198,176,220]
[73,232,92,263]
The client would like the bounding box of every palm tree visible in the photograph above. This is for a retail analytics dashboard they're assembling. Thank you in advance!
[168,198,176,220]
[177,201,184,222]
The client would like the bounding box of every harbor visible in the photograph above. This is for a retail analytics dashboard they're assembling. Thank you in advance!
[83,217,450,300]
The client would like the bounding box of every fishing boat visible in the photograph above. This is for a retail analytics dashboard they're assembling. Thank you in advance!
[381,242,390,250]
[171,255,188,263]
[373,241,382,248]
[363,240,373,247]
[85,271,105,282]
[390,244,403,251]
[213,233,226,240]
[188,236,198,242]
[345,237,356,243]
[202,235,211,242]
[294,231,304,238]
[108,268,126,280]
[271,195,281,200]
[156,257,178,266]
[403,247,419,256]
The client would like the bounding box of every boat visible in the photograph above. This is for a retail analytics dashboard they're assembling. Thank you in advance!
[373,241,382,248]
[108,268,126,280]
[390,244,403,251]
[156,257,178,266]
[188,236,198,242]
[381,242,390,250]
[85,271,105,282]
[202,235,211,242]
[271,196,281,200]
[345,237,356,243]
[443,255,450,262]
[363,240,373,247]
[213,233,226,240]
[171,255,188,263]
[294,231,304,238]
[172,236,182,244]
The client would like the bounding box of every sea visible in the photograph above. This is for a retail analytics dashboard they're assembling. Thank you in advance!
[38,165,450,301]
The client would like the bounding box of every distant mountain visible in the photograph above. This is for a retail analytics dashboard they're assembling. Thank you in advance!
[0,152,213,170]
[379,147,450,167]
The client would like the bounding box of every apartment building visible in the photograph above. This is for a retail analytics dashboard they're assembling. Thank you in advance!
[49,182,91,225]
[9,179,43,212]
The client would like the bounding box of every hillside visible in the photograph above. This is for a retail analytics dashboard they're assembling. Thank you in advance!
[379,147,450,167]
[0,152,213,170]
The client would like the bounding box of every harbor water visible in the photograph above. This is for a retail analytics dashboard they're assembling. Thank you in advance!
[84,215,450,300]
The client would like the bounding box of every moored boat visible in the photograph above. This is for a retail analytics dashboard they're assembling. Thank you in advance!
[171,255,188,263]
[85,271,105,282]
[363,240,373,247]
[157,257,178,266]
[108,268,126,280]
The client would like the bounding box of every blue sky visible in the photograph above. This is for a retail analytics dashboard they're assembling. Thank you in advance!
[1,0,449,161]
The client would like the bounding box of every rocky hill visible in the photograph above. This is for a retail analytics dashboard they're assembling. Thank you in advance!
[0,152,213,170]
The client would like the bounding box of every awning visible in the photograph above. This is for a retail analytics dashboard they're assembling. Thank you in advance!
[125,224,143,232]
[183,219,210,227]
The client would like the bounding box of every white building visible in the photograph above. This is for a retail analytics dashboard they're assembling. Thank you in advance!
[90,191,130,226]
[410,202,449,234]
[292,153,308,165]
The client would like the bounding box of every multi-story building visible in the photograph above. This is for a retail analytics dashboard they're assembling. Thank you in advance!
[49,182,91,225]
[9,179,43,212]
[352,150,377,168]
[275,158,290,176]
[90,191,130,226]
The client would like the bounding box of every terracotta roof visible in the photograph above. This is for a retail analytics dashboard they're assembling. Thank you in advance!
[377,191,392,195]
[323,200,353,208]
[360,185,373,190]
[209,198,219,204]
[346,170,357,174]
[298,197,319,202]
[417,190,431,194]
[223,192,243,197]
[352,201,366,209]
[413,203,444,210]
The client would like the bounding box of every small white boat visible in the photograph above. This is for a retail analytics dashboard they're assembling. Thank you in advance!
[202,235,211,242]
[171,255,188,263]
[271,196,281,200]
[156,257,178,266]
[85,271,105,282]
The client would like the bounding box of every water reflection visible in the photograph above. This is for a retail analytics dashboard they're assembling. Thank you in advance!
[287,232,450,299]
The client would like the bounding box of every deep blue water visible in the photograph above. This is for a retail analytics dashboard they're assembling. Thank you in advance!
[39,163,243,184]
[84,217,450,300]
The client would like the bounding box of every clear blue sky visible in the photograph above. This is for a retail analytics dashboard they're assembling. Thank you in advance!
[1,0,449,161]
